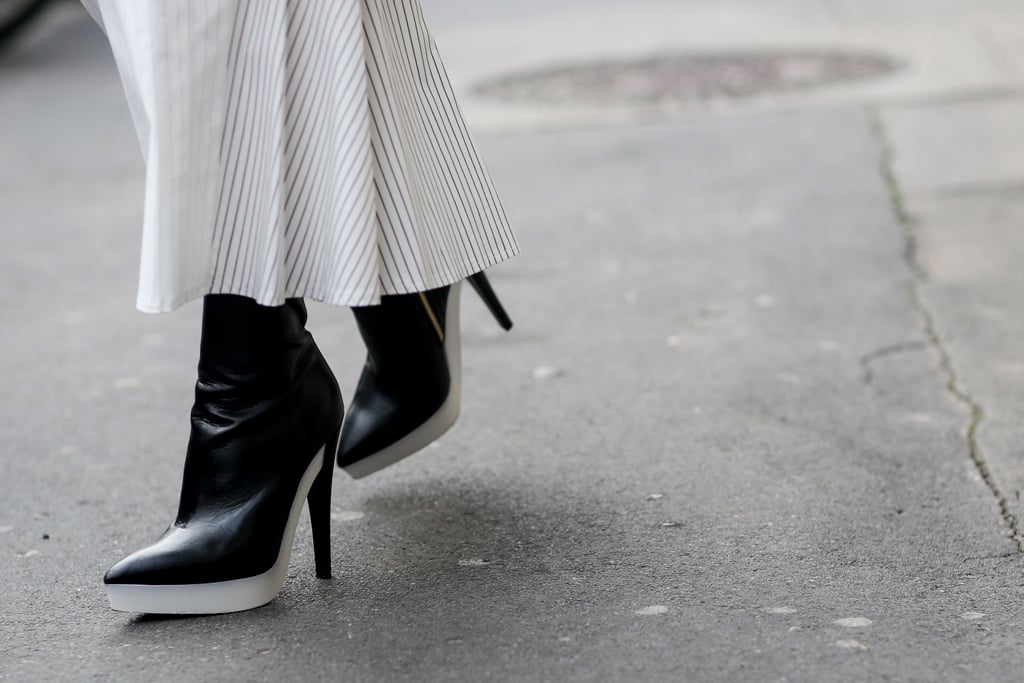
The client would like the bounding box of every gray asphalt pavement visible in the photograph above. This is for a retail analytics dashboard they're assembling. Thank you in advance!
[3,1,1024,681]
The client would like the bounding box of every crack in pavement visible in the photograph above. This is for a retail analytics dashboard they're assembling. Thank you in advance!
[961,552,1017,564]
[860,341,930,384]
[867,107,1024,553]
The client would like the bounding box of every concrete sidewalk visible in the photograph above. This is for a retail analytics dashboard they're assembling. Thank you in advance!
[2,1,1024,681]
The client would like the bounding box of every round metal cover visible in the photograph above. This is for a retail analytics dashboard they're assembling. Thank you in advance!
[472,50,900,104]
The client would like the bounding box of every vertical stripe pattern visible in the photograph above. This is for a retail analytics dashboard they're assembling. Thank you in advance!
[82,0,518,312]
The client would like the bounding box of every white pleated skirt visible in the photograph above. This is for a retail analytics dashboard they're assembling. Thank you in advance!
[81,0,518,312]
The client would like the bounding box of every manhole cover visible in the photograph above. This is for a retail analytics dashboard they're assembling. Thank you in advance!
[472,50,900,105]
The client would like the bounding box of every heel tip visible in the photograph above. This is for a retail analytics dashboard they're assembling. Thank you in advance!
[466,272,513,331]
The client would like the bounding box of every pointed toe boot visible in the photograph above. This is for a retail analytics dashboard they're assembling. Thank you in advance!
[104,296,344,615]
[338,272,511,479]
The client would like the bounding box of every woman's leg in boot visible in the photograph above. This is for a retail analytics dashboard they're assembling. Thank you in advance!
[104,296,344,615]
[338,273,511,478]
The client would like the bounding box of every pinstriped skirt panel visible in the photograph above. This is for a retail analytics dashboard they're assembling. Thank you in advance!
[81,0,518,312]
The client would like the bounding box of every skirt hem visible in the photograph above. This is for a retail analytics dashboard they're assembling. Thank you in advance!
[135,243,521,313]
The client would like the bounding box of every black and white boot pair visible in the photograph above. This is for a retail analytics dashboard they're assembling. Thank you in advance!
[104,273,510,615]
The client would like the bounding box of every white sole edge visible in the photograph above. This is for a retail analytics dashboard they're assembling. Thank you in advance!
[343,282,463,479]
[105,446,326,615]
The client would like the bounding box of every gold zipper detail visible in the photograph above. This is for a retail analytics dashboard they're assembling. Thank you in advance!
[418,292,445,343]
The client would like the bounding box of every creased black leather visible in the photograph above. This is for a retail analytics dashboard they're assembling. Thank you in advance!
[104,296,344,587]
[337,285,451,468]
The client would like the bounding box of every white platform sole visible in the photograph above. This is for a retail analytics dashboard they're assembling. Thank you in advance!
[106,446,326,615]
[343,282,463,479]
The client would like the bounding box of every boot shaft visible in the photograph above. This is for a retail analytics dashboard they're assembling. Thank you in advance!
[178,295,344,522]
[197,295,313,391]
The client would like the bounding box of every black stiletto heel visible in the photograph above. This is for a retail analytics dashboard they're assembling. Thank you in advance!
[308,426,341,579]
[338,271,512,477]
[467,271,513,330]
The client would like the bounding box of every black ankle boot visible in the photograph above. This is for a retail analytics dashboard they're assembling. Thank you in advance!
[337,272,511,478]
[104,296,344,614]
